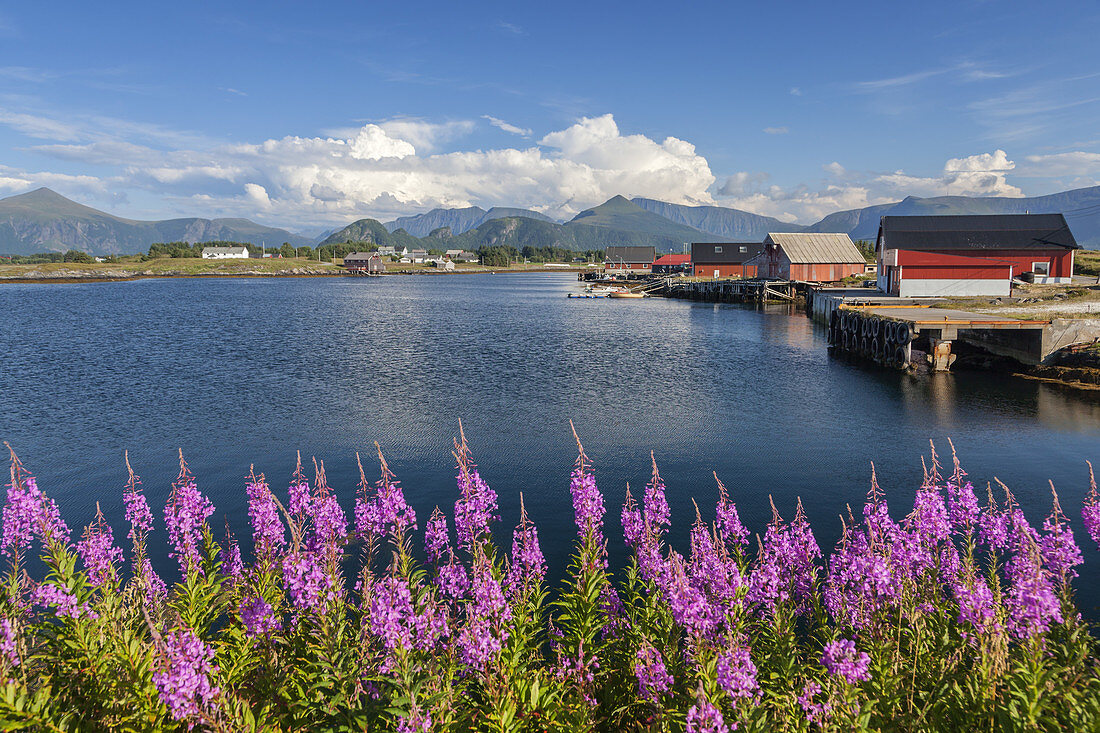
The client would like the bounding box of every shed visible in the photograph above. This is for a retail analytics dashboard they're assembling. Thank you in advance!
[201,245,249,260]
[604,246,656,273]
[690,242,764,278]
[875,214,1079,296]
[762,233,865,281]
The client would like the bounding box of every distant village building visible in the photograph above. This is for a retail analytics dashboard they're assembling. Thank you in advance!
[761,233,865,282]
[451,251,478,262]
[376,246,397,257]
[430,257,456,270]
[201,245,249,260]
[876,214,1079,297]
[652,253,691,274]
[342,252,386,273]
[604,246,656,273]
[690,243,764,278]
[408,248,429,263]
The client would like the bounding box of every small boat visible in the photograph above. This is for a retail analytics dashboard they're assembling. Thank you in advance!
[609,291,645,299]
[567,293,609,298]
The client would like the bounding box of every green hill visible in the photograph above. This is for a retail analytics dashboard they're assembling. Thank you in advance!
[0,188,312,255]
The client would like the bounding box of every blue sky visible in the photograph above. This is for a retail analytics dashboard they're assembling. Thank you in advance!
[1,0,1099,232]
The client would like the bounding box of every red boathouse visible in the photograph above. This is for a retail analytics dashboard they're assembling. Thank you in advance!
[875,214,1079,297]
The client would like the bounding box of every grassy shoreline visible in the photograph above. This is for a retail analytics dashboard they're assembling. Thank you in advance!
[0,257,599,283]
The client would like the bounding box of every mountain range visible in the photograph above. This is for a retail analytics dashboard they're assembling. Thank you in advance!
[0,187,313,255]
[2,185,1099,257]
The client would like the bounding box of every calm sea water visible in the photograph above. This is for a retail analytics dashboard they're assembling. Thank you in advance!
[2,273,1099,610]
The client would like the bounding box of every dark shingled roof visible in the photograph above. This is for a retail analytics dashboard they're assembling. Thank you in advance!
[690,242,764,264]
[878,214,1079,251]
[604,245,656,263]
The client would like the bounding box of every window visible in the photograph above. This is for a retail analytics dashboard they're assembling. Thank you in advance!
[1032,261,1050,276]
[739,246,747,253]
[714,246,722,253]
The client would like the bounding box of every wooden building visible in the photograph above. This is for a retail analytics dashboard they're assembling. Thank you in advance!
[690,242,764,278]
[762,233,865,281]
[604,246,656,273]
[343,252,386,274]
[875,214,1079,297]
[652,253,691,274]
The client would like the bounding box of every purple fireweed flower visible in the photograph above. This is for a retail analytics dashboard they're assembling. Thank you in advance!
[569,464,605,540]
[715,474,749,549]
[164,480,215,579]
[716,644,759,702]
[0,617,18,667]
[599,585,629,638]
[946,480,980,536]
[621,489,644,548]
[1039,486,1082,582]
[123,480,154,543]
[424,508,450,565]
[909,486,951,546]
[748,499,820,615]
[454,468,498,553]
[76,508,123,588]
[435,559,470,601]
[457,562,512,670]
[396,707,433,733]
[821,638,871,684]
[1004,527,1062,639]
[2,476,69,555]
[152,627,220,724]
[643,454,671,535]
[223,540,244,585]
[307,493,347,556]
[507,505,546,595]
[1083,462,1100,549]
[288,481,311,517]
[281,550,336,613]
[245,473,285,561]
[31,582,94,619]
[798,681,832,727]
[633,644,673,701]
[371,577,449,654]
[658,552,720,637]
[239,596,281,638]
[977,486,1009,552]
[358,452,417,542]
[824,526,896,630]
[140,558,168,606]
[951,569,999,637]
[689,520,744,618]
[686,695,730,733]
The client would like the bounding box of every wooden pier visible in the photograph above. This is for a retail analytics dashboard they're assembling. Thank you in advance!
[658,278,802,303]
[828,304,1050,371]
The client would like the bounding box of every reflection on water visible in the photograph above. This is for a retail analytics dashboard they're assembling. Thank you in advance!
[1,274,1098,612]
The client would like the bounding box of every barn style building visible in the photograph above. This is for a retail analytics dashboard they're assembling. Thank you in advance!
[875,214,1079,297]
[690,242,764,278]
[604,246,656,273]
[761,233,866,281]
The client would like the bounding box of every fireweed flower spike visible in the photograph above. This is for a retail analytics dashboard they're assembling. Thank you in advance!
[568,421,605,543]
[1039,482,1082,583]
[822,638,871,684]
[452,423,498,553]
[76,503,123,588]
[245,467,285,563]
[122,450,153,543]
[507,493,546,596]
[1083,461,1100,550]
[163,450,215,579]
[151,625,221,725]
[714,472,748,549]
[2,446,69,557]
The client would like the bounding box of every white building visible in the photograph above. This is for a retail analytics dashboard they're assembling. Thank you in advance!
[202,246,249,260]
[430,258,456,270]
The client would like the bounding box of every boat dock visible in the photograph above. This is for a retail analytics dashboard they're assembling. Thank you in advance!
[827,303,1050,371]
[657,278,801,303]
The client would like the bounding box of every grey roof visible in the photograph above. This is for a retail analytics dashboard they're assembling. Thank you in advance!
[201,245,248,254]
[765,233,864,264]
[605,245,656,263]
[877,214,1079,251]
[690,242,763,264]
[343,251,380,261]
